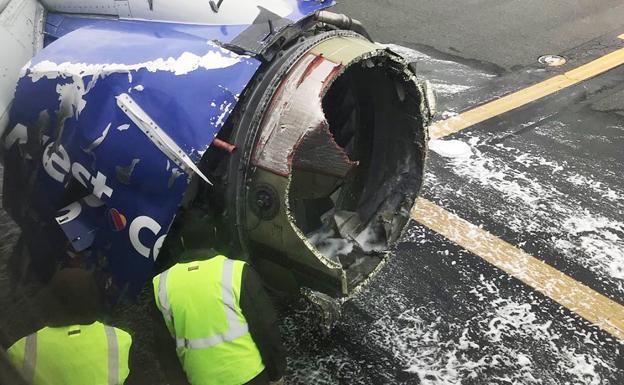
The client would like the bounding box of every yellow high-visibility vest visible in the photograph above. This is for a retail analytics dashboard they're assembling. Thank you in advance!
[153,255,265,385]
[7,321,131,385]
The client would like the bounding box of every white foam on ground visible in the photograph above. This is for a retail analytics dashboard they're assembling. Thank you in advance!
[355,266,617,385]
[566,173,624,202]
[429,139,473,159]
[427,129,624,292]
[383,44,494,98]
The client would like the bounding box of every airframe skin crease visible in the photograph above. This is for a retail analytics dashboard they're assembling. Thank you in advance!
[0,0,434,315]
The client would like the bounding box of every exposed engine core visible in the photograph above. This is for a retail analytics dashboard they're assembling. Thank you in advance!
[2,2,434,304]
[220,32,432,297]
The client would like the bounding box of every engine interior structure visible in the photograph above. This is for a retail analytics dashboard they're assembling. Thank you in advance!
[217,32,432,298]
[1,0,434,304]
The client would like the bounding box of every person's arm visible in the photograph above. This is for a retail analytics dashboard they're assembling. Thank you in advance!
[0,347,29,385]
[149,297,190,385]
[239,265,287,382]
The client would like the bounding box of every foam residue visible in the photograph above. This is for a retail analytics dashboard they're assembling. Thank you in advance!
[427,129,624,293]
[353,223,387,253]
[306,226,354,263]
[352,267,618,385]
[383,43,495,98]
[429,139,473,159]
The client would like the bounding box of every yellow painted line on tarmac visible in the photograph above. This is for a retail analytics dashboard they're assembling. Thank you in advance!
[411,198,624,340]
[429,45,624,139]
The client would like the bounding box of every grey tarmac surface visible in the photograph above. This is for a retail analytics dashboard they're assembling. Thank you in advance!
[2,2,624,385]
[333,0,624,71]
[279,34,624,383]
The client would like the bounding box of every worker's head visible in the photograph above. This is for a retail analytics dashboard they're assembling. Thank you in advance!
[177,209,228,256]
[41,268,101,327]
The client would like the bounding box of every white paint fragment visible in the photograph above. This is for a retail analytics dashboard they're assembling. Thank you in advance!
[56,77,88,117]
[83,122,111,153]
[168,167,184,188]
[133,85,144,91]
[429,139,473,159]
[214,101,233,127]
[116,124,130,131]
[28,47,245,82]
[24,47,245,126]
[19,60,32,77]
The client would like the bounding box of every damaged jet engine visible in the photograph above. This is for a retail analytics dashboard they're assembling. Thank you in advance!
[0,0,434,305]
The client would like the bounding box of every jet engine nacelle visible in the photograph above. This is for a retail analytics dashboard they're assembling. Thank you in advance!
[1,0,434,304]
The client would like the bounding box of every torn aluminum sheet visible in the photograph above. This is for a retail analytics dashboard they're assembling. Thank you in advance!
[2,18,261,300]
[1,1,432,307]
[229,33,431,297]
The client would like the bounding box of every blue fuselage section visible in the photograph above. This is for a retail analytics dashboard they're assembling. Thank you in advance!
[2,0,334,299]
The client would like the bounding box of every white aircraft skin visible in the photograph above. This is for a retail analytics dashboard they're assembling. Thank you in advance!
[0,0,44,141]
[40,0,294,24]
[0,0,296,144]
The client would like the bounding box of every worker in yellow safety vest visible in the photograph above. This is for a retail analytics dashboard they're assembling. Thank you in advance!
[151,211,286,385]
[6,268,133,385]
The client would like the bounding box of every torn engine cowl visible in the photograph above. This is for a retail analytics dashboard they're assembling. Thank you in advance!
[1,4,434,304]
[219,31,433,298]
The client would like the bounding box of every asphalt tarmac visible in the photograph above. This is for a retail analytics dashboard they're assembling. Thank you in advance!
[333,0,624,70]
[279,33,624,383]
[2,2,624,384]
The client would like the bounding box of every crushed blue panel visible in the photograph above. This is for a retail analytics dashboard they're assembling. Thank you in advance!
[4,22,261,300]
[55,199,107,252]
[292,0,336,19]
[3,0,336,303]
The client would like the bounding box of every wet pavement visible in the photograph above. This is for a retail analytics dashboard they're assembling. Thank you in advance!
[2,8,624,385]
[279,34,624,384]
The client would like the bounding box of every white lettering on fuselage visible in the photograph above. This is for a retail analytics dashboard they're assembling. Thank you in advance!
[43,142,113,200]
[43,142,166,260]
[129,215,163,260]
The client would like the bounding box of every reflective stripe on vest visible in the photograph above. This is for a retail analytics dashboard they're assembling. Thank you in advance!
[158,269,173,325]
[104,326,119,385]
[15,324,126,385]
[23,333,36,384]
[158,258,249,349]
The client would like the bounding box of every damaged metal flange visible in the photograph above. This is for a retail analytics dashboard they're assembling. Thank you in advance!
[224,30,433,308]
[300,287,343,336]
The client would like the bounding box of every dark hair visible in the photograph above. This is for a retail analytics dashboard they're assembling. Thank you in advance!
[178,209,220,251]
[43,269,101,326]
